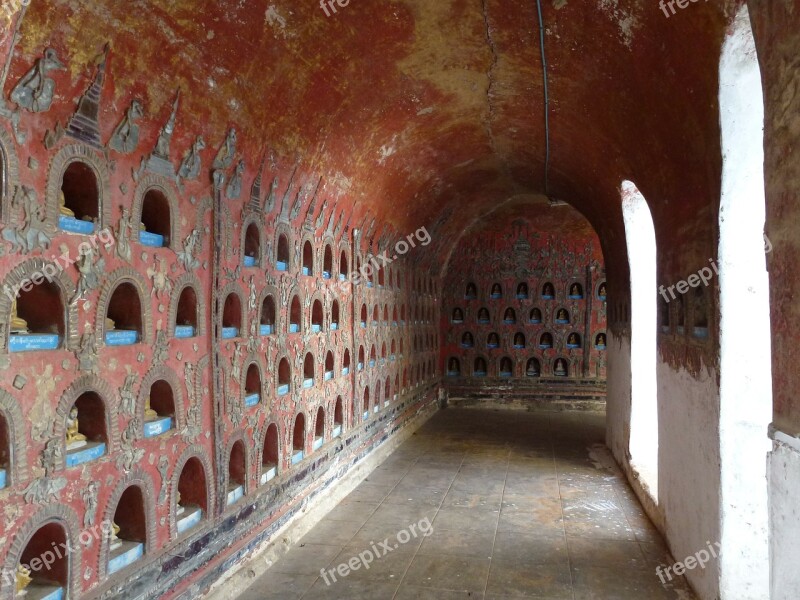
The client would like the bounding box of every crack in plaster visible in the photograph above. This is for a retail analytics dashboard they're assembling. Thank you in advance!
[480,0,501,160]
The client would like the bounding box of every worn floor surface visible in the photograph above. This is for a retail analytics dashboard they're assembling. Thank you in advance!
[237,408,697,599]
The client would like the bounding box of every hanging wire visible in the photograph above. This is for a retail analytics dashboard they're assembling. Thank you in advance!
[535,0,551,198]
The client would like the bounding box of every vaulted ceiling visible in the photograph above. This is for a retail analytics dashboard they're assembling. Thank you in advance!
[10,0,739,279]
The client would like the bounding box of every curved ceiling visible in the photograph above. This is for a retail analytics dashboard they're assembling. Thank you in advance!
[11,0,738,277]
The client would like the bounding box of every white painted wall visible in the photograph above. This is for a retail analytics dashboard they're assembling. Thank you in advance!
[718,5,772,598]
[605,331,631,469]
[657,362,721,600]
[769,440,800,599]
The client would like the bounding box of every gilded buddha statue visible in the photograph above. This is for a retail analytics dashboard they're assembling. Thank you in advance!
[16,564,32,594]
[9,300,29,334]
[143,396,158,420]
[66,406,87,448]
[59,190,74,217]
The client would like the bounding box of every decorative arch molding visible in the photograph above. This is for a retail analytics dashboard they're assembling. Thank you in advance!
[98,468,157,579]
[0,504,83,600]
[0,388,28,485]
[308,290,326,328]
[136,364,186,432]
[256,284,279,330]
[254,419,284,480]
[299,232,316,275]
[217,282,248,336]
[131,174,180,252]
[274,222,293,271]
[168,444,214,539]
[240,352,267,403]
[0,257,78,353]
[167,273,208,338]
[54,374,119,469]
[283,282,303,331]
[240,213,265,267]
[0,124,20,219]
[223,430,252,499]
[45,143,112,231]
[95,267,153,347]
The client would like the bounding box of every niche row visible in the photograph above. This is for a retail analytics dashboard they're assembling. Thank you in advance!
[446,356,579,378]
[658,286,710,339]
[450,306,589,327]
[453,331,607,351]
[461,281,607,302]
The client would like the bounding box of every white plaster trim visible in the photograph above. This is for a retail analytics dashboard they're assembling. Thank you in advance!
[769,425,800,454]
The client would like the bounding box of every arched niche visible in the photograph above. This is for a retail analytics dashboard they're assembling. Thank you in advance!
[499,356,513,378]
[539,332,554,349]
[0,505,81,599]
[133,176,179,250]
[473,356,488,377]
[516,282,529,299]
[275,230,291,271]
[0,389,27,487]
[338,247,349,281]
[311,298,324,333]
[219,284,246,339]
[313,406,325,450]
[260,292,277,336]
[137,364,185,437]
[225,436,248,506]
[99,470,156,579]
[277,356,291,396]
[55,375,119,469]
[568,282,584,299]
[323,244,333,279]
[555,307,571,325]
[461,331,474,348]
[342,348,351,375]
[169,274,206,339]
[241,215,263,268]
[526,358,541,377]
[303,353,315,388]
[96,268,152,347]
[553,358,569,377]
[301,238,314,276]
[325,351,335,381]
[331,299,341,330]
[503,307,516,324]
[1,258,77,353]
[288,293,302,334]
[513,332,526,349]
[291,413,306,464]
[333,397,344,436]
[170,445,214,538]
[46,144,111,232]
[567,332,582,348]
[541,282,555,299]
[260,422,280,484]
[243,358,264,408]
[447,357,461,377]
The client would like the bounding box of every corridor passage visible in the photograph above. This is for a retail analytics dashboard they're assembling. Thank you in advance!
[239,409,696,599]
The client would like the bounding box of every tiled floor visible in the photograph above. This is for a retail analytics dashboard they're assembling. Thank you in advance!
[238,408,697,599]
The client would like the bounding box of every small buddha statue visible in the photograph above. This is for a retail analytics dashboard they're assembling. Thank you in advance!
[557,309,568,321]
[58,190,75,217]
[491,284,501,297]
[543,284,554,297]
[143,396,158,421]
[597,334,606,346]
[571,284,581,296]
[66,406,88,449]
[9,300,29,334]
[555,360,567,376]
[109,522,123,551]
[105,317,116,331]
[453,309,463,321]
[16,564,32,594]
[599,284,607,297]
[514,334,524,346]
[568,334,578,345]
[504,309,514,322]
[176,491,185,516]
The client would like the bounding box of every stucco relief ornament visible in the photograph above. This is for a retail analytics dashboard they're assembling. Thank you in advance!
[264,177,279,214]
[226,160,245,199]
[137,90,180,180]
[41,437,62,477]
[117,417,145,473]
[289,188,304,221]
[179,135,206,182]
[82,481,100,528]
[248,276,257,312]
[115,206,133,262]
[120,372,137,416]
[147,255,172,299]
[71,245,106,304]
[157,455,169,504]
[178,228,201,270]
[22,476,67,504]
[153,329,169,363]
[109,99,144,154]
[76,323,99,372]
[2,185,51,254]
[213,128,237,170]
[10,48,64,113]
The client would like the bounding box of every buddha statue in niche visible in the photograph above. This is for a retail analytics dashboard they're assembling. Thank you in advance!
[465,283,477,298]
[517,283,528,296]
[478,308,490,322]
[526,360,540,376]
[568,333,579,345]
[66,406,87,449]
[16,564,32,594]
[176,491,185,516]
[462,332,474,346]
[105,317,116,331]
[500,359,512,373]
[144,396,158,421]
[570,284,582,297]
[9,300,29,334]
[488,333,499,347]
[542,283,555,297]
[554,359,567,376]
[491,284,502,297]
[598,283,607,298]
[557,309,569,322]
[109,522,123,551]
[448,358,459,373]
[597,334,607,346]
[59,190,74,217]
[530,308,542,322]
[541,333,553,347]
[452,308,464,321]
[514,333,525,347]
[504,308,515,322]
